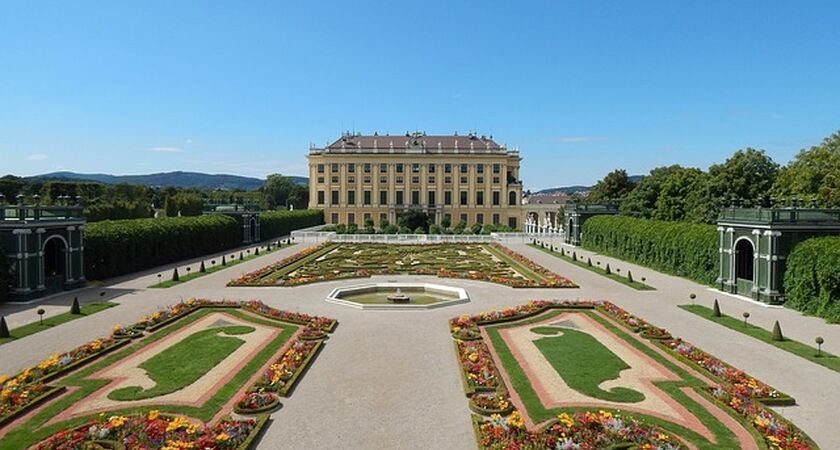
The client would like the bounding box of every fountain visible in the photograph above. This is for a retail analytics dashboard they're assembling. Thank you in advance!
[387,287,411,303]
[326,283,470,310]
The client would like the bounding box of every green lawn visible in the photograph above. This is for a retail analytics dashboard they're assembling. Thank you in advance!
[108,325,255,401]
[148,243,296,288]
[0,302,117,346]
[680,304,840,373]
[483,309,750,449]
[0,308,297,449]
[529,243,655,290]
[531,326,645,403]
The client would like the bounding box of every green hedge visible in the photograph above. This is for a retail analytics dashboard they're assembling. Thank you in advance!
[784,237,840,322]
[85,215,240,280]
[0,241,8,303]
[260,209,323,240]
[581,215,718,284]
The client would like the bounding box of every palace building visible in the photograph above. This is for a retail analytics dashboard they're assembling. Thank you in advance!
[307,132,524,229]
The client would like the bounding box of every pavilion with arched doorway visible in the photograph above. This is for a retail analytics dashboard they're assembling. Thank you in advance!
[1,197,86,302]
[717,204,840,304]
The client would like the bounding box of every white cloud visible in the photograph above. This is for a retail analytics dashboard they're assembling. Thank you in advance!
[149,147,185,153]
[551,136,606,143]
[26,153,48,161]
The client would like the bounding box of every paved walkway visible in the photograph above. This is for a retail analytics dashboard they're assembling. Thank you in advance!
[1,240,839,449]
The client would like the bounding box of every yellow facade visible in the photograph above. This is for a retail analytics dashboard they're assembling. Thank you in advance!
[307,133,524,229]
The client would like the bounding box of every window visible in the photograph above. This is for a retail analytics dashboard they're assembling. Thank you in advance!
[509,191,517,206]
[460,176,468,184]
[348,213,355,225]
[380,190,388,205]
[428,191,436,207]
[379,213,387,224]
[492,191,500,206]
[317,190,325,205]
[396,191,404,205]
[331,163,339,173]
[363,213,371,223]
[460,191,468,206]
[492,177,500,184]
[476,191,484,206]
[477,164,484,174]
[364,163,371,173]
[444,213,452,224]
[428,164,436,173]
[492,213,500,225]
[411,191,420,205]
[331,213,339,224]
[380,163,388,173]
[317,177,324,183]
[428,176,435,184]
[460,164,468,174]
[460,213,468,224]
[348,176,355,184]
[396,163,404,173]
[444,164,452,174]
[317,164,325,174]
[493,163,501,174]
[444,191,452,205]
[363,176,371,184]
[331,176,339,183]
[380,176,387,184]
[396,176,404,184]
[331,190,339,205]
[477,213,484,224]
[477,176,484,184]
[348,163,355,173]
[412,163,420,173]
[411,176,420,184]
[444,176,452,184]
[363,190,371,205]
[508,217,518,229]
[347,190,356,205]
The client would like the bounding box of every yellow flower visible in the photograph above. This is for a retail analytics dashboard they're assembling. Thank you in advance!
[108,415,127,428]
[166,416,192,432]
[506,411,524,429]
[598,410,613,420]
[216,433,230,441]
[557,412,574,428]
[147,410,161,420]
[162,440,195,450]
[754,415,770,428]
[467,352,479,362]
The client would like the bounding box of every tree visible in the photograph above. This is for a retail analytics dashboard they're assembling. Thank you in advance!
[713,299,721,317]
[70,297,81,315]
[398,211,430,233]
[620,165,683,218]
[429,223,442,234]
[262,174,308,210]
[773,132,840,207]
[441,216,452,229]
[772,320,784,341]
[653,167,707,222]
[588,169,636,204]
[171,268,180,282]
[0,316,8,338]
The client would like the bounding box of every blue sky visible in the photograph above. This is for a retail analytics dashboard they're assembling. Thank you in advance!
[1,1,839,190]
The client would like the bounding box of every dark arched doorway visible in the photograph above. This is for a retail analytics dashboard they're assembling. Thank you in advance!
[735,238,754,282]
[249,218,257,243]
[43,237,67,291]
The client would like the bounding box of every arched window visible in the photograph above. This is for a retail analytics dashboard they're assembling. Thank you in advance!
[735,238,754,281]
[508,191,517,206]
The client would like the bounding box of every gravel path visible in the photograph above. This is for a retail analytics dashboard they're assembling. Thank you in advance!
[1,240,839,449]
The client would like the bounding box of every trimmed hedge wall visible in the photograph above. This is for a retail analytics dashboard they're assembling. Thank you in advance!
[260,209,323,240]
[784,237,840,322]
[85,215,240,280]
[581,215,718,285]
[0,241,8,303]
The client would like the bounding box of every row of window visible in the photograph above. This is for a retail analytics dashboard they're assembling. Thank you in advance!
[317,162,504,175]
[316,190,518,206]
[316,175,502,185]
[329,212,518,228]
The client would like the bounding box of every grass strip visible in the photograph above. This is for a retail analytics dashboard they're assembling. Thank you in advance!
[0,302,117,346]
[483,244,546,283]
[528,243,655,290]
[148,244,296,288]
[680,304,840,373]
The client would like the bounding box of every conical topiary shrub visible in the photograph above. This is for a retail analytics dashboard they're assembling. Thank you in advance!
[255,247,260,256]
[70,297,81,315]
[627,271,633,283]
[172,268,180,282]
[222,255,227,266]
[605,263,611,275]
[199,261,206,273]
[772,320,784,341]
[572,252,577,261]
[712,299,722,317]
[239,252,244,261]
[0,316,9,338]
[587,257,592,267]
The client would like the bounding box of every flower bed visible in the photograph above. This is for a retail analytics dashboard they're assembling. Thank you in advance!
[468,393,513,416]
[234,391,280,415]
[474,410,684,450]
[252,339,321,397]
[33,411,266,450]
[242,300,337,331]
[453,301,816,450]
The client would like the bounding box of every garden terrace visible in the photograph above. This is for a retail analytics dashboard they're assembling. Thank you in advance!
[0,299,335,449]
[451,301,816,450]
[229,242,576,288]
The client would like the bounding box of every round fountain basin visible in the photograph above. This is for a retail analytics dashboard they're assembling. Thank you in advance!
[326,282,470,310]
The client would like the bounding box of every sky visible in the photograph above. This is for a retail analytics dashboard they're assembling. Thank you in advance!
[1,1,839,191]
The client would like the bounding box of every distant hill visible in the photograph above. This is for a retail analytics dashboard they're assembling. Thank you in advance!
[536,175,643,195]
[32,171,308,190]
